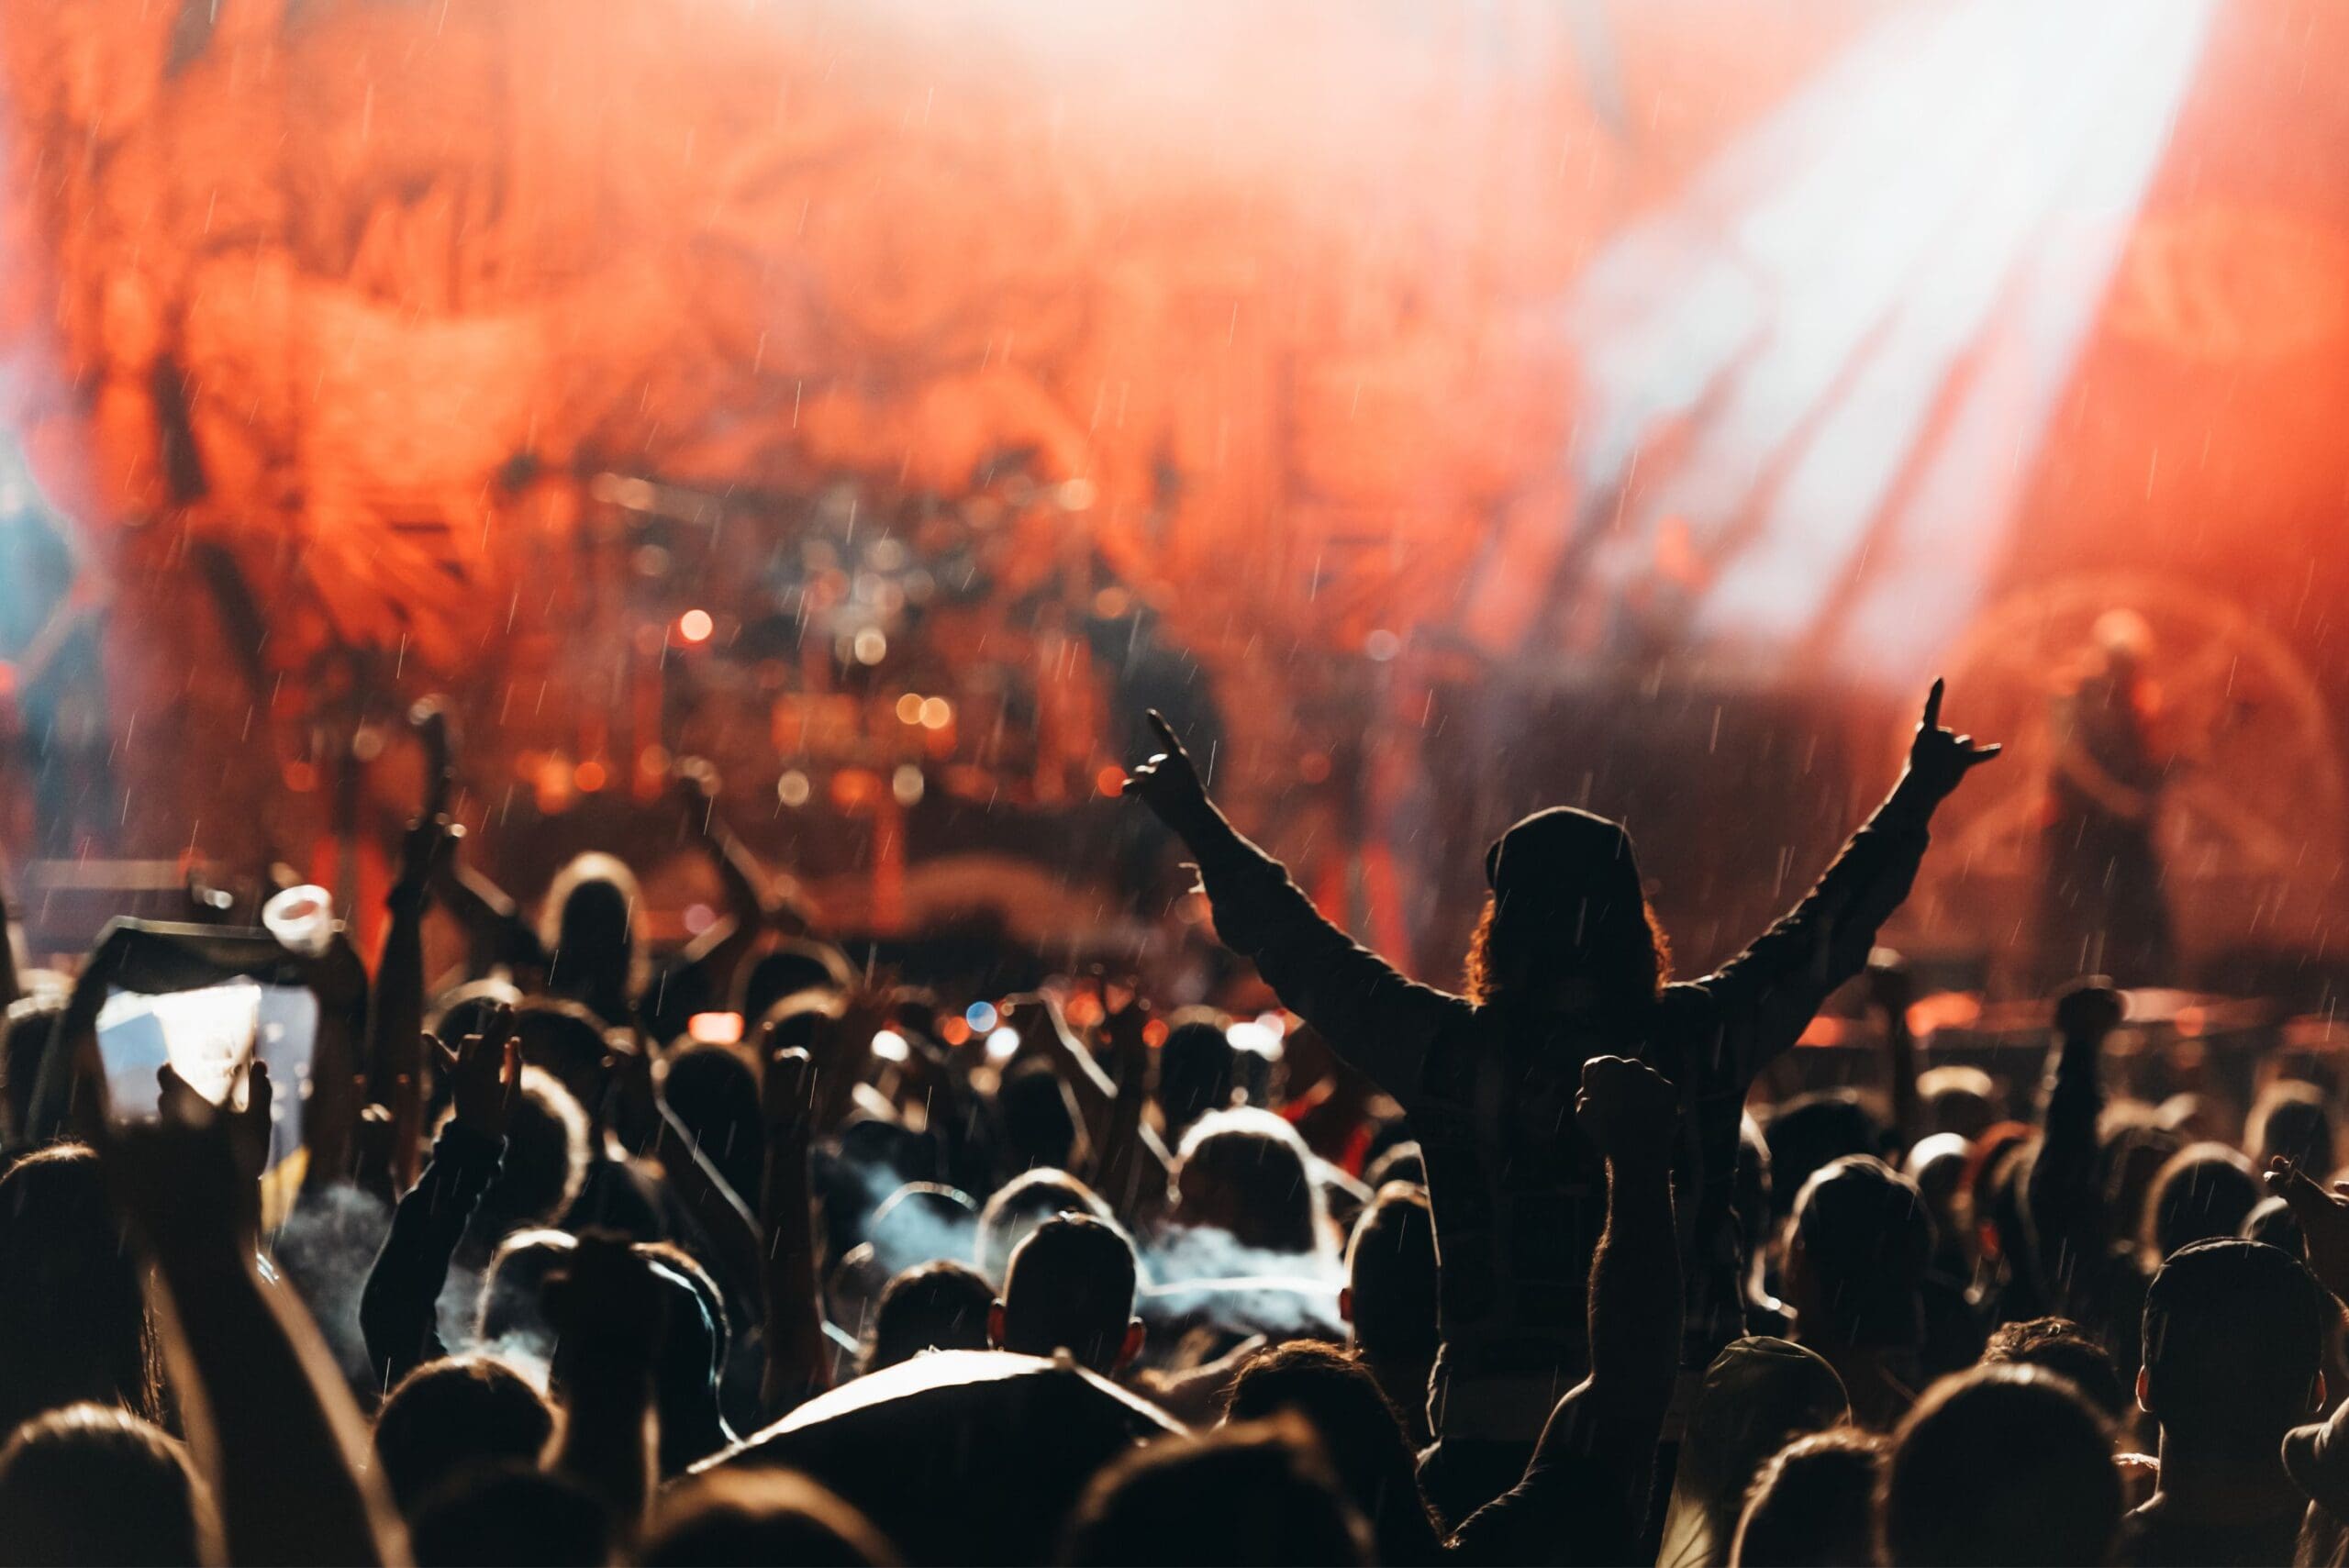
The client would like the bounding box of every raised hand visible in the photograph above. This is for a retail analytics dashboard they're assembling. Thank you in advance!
[2264,1158,2349,1301]
[438,1001,520,1140]
[761,1046,817,1149]
[391,812,460,908]
[785,983,888,1137]
[670,755,722,834]
[1575,1054,1677,1165]
[99,1088,255,1262]
[1903,678,2002,802]
[2054,975,2125,1041]
[1865,948,1915,1022]
[411,695,455,821]
[1100,990,1152,1098]
[1121,709,1211,833]
[158,1058,275,1195]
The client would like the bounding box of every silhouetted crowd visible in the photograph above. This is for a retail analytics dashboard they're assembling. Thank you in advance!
[5,686,2349,1566]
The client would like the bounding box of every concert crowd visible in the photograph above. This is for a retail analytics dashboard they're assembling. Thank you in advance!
[4,684,2348,1568]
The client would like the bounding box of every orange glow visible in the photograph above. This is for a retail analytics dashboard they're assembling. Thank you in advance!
[1907,992,1985,1039]
[10,0,2347,981]
[573,759,608,793]
[688,1012,743,1045]
[1095,764,1127,798]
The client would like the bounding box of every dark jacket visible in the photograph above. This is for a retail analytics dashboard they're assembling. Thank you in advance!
[1189,780,1936,1442]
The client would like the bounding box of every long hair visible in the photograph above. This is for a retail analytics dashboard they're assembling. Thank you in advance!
[0,1147,164,1440]
[1461,891,1672,1009]
[538,851,650,1018]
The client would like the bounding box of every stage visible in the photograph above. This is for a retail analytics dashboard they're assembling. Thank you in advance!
[3,0,2347,998]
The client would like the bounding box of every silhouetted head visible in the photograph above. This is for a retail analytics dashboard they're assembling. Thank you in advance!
[1979,1317,2129,1421]
[642,1470,898,1566]
[1174,1107,1325,1256]
[1915,1065,1999,1140]
[1341,1183,1438,1372]
[2140,1238,2327,1459]
[1731,1428,1884,1568]
[0,1405,215,1568]
[1658,1336,1850,1568]
[865,1261,996,1373]
[1784,1156,1933,1351]
[996,1059,1079,1173]
[1360,1140,1423,1191]
[1905,1132,1976,1273]
[426,978,527,1059]
[509,1229,732,1477]
[0,1145,160,1438]
[1061,1418,1373,1566]
[2251,1082,2337,1177]
[1222,1341,1441,1566]
[512,998,618,1127]
[1880,1365,2120,1567]
[634,1243,734,1476]
[977,1169,1111,1284]
[540,851,647,1022]
[372,1356,555,1517]
[1158,1011,1241,1134]
[2099,1117,2184,1235]
[449,1067,590,1262]
[408,1462,613,1568]
[660,1041,765,1204]
[2145,1142,2261,1261]
[993,1213,1142,1374]
[735,940,857,1027]
[2093,607,2154,682]
[1464,806,1667,1017]
[477,1228,576,1350]
[1764,1092,1886,1220]
[2244,1194,2308,1258]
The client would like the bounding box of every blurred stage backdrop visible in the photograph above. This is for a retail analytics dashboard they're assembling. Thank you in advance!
[3,0,2347,995]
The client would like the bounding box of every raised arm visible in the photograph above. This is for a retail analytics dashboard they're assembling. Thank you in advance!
[1573,1056,1683,1438]
[651,1095,766,1296]
[1704,682,2000,1073]
[359,1007,517,1389]
[1000,989,1174,1205]
[2266,1158,2349,1305]
[1093,994,1173,1220]
[543,1233,664,1535]
[666,759,799,997]
[105,1071,404,1566]
[1449,1055,1682,1559]
[2025,979,2121,1312]
[368,812,455,1194]
[1868,951,1920,1156]
[1123,709,1461,1099]
[758,1045,832,1417]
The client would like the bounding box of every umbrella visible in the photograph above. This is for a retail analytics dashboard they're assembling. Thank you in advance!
[697,1349,1185,1565]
